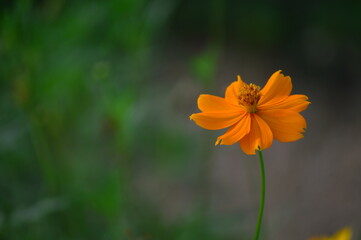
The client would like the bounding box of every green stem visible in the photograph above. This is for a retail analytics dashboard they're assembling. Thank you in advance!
[253,150,265,240]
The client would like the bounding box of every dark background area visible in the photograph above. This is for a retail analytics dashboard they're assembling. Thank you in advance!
[1,0,361,239]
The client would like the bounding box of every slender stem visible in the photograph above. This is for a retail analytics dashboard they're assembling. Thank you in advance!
[253,150,266,240]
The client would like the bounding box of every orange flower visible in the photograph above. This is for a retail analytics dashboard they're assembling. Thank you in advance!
[308,227,352,240]
[190,70,310,154]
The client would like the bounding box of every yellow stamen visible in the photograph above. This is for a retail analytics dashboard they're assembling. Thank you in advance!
[238,83,261,113]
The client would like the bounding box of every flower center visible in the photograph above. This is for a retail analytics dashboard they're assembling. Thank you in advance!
[238,83,261,113]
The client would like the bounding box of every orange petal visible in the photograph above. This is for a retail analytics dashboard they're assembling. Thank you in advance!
[238,114,273,155]
[308,227,352,240]
[259,70,292,105]
[258,94,310,112]
[215,113,251,145]
[225,75,244,105]
[333,227,352,240]
[190,111,244,130]
[257,109,306,142]
[198,94,241,112]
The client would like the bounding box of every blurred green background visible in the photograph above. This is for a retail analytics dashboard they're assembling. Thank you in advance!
[1,0,361,239]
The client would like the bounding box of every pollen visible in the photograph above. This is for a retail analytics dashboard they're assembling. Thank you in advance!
[238,83,261,113]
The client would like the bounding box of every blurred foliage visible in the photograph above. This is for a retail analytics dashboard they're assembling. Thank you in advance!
[0,0,201,239]
[0,0,361,239]
[190,46,219,87]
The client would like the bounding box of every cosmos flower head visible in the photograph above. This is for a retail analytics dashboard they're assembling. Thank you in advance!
[190,70,310,154]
